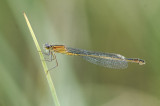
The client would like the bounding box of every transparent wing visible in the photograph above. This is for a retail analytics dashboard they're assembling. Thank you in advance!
[82,55,128,69]
[66,47,128,69]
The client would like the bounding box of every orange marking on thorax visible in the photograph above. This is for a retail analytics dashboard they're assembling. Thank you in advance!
[52,45,78,56]
[52,45,68,54]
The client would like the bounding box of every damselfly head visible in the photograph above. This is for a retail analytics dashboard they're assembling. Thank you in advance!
[43,43,52,50]
[138,59,145,65]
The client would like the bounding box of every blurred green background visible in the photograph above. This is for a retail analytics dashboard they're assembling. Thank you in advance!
[0,0,160,106]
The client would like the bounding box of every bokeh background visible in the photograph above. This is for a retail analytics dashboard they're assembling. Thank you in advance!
[0,0,160,106]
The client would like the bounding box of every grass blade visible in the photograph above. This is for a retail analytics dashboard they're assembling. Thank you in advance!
[23,12,60,106]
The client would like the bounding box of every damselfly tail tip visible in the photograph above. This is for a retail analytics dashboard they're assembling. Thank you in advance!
[138,59,145,65]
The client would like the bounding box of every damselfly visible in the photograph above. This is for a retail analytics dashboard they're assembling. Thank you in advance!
[43,43,145,69]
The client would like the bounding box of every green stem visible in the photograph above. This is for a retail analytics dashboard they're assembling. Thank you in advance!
[23,12,60,106]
